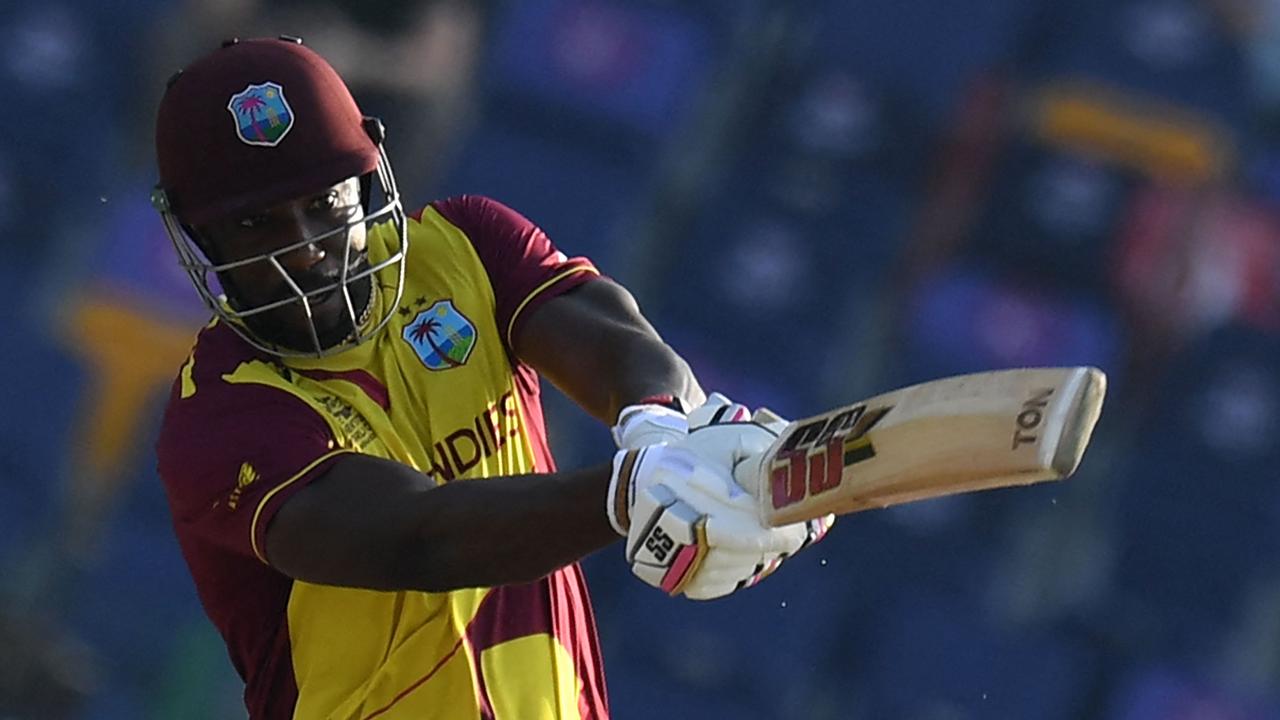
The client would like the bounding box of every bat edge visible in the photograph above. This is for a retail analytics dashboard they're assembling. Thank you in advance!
[1049,366,1107,478]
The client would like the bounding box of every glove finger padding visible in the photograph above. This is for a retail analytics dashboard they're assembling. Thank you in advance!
[612,403,689,450]
[687,392,752,430]
[699,498,808,555]
[680,564,769,600]
[687,399,787,500]
[681,423,779,496]
[801,514,835,549]
[679,544,795,600]
[652,538,787,601]
[750,406,790,435]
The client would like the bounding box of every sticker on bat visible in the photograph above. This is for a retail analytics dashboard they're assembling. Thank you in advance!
[1011,387,1054,449]
[770,404,893,509]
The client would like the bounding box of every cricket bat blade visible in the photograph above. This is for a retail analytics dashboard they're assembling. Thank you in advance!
[740,367,1107,527]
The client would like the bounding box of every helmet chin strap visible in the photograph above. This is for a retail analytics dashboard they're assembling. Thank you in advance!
[359,173,374,215]
[358,117,383,216]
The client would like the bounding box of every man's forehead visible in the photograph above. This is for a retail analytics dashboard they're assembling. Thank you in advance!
[230,177,360,219]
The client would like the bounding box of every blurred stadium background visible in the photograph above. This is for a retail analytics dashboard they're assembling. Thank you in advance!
[2,0,1279,717]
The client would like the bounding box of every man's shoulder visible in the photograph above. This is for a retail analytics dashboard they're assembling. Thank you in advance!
[412,194,505,225]
[156,322,335,496]
[191,318,262,371]
[412,195,536,250]
[167,321,263,401]
[394,196,522,294]
[158,321,302,451]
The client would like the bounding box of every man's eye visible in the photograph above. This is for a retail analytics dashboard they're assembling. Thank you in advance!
[311,191,341,211]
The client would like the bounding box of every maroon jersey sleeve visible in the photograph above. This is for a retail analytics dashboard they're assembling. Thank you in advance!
[157,329,350,565]
[429,195,600,352]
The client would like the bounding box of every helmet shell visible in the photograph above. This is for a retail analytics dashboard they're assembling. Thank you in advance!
[156,37,378,225]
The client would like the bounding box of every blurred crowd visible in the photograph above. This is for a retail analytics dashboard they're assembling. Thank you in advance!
[1,0,1279,718]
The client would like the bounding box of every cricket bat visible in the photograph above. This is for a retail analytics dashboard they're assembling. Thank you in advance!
[737,367,1107,527]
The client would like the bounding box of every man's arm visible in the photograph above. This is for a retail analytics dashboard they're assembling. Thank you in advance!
[266,454,619,591]
[512,277,706,423]
[267,278,709,592]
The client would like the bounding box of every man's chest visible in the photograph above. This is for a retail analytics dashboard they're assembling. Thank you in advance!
[288,272,534,482]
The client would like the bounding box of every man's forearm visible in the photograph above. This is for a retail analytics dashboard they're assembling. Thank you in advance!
[399,463,621,591]
[604,330,706,420]
[514,279,706,424]
[266,453,621,593]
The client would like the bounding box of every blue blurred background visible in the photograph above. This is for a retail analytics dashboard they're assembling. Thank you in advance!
[2,0,1280,717]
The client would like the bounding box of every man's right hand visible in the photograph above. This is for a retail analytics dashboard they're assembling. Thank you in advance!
[606,419,823,600]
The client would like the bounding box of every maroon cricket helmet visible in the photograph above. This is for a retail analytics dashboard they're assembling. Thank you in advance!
[155,36,380,226]
[152,37,410,359]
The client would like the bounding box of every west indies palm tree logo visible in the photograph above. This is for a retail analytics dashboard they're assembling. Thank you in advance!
[401,299,477,371]
[226,82,294,147]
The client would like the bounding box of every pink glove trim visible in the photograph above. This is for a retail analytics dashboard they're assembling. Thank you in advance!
[660,519,709,595]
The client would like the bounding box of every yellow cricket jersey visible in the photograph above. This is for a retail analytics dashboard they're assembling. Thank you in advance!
[157,196,609,720]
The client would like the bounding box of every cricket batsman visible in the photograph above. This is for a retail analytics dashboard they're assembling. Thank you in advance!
[151,37,829,719]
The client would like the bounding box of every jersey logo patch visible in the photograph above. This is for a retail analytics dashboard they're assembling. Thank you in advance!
[402,300,477,370]
[227,82,294,147]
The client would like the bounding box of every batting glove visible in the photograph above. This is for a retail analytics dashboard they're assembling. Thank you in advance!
[611,395,689,450]
[685,397,834,585]
[606,411,830,600]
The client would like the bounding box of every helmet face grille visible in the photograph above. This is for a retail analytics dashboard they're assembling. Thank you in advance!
[158,145,411,358]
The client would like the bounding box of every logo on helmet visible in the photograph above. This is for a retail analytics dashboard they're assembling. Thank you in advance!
[227,82,294,147]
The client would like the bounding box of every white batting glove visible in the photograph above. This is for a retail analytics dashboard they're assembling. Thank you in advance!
[687,392,791,431]
[687,394,836,567]
[606,415,830,600]
[606,393,746,533]
[611,401,688,450]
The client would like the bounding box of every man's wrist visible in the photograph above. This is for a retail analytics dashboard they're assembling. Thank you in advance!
[634,394,687,414]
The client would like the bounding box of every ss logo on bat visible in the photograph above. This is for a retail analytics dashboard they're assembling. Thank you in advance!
[770,404,893,510]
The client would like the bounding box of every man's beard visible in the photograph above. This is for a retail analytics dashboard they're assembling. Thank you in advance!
[243,270,376,353]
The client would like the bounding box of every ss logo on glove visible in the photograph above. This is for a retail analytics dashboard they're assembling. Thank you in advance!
[643,526,676,563]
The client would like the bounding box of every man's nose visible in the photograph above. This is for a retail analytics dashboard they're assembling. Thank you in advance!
[278,210,331,274]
